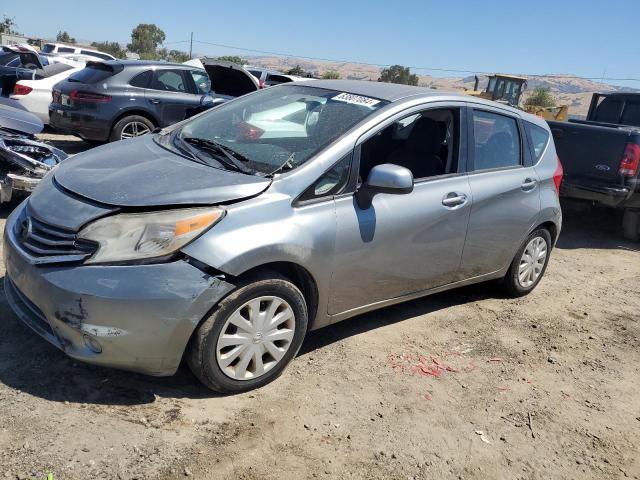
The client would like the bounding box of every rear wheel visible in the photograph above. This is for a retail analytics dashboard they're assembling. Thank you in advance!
[187,272,308,393]
[502,229,552,297]
[622,209,640,242]
[110,115,155,142]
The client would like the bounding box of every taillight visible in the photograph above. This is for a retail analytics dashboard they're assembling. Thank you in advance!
[70,90,111,103]
[553,156,563,196]
[13,84,33,95]
[259,79,265,89]
[236,121,264,140]
[619,143,640,177]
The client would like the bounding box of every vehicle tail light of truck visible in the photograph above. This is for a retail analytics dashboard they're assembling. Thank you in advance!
[619,143,640,177]
[553,156,563,195]
[13,84,33,96]
[70,90,112,103]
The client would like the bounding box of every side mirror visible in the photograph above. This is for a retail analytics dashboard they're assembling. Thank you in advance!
[355,163,413,209]
[200,94,216,108]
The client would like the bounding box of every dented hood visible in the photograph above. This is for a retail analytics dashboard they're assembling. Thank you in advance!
[53,135,271,207]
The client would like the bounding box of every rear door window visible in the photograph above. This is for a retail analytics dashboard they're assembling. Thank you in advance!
[58,47,75,54]
[129,70,152,88]
[525,122,550,162]
[151,69,188,93]
[472,110,521,171]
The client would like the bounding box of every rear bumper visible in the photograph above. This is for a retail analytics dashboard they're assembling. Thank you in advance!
[49,108,110,142]
[560,180,633,208]
[3,203,235,376]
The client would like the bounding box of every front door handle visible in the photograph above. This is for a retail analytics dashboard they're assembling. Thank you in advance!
[149,98,162,104]
[442,192,468,208]
[521,178,538,191]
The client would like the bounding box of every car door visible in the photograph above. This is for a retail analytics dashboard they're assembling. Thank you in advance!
[147,68,201,127]
[459,105,541,278]
[328,103,472,315]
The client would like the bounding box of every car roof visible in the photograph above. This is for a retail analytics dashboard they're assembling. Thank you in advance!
[101,59,204,70]
[290,79,547,127]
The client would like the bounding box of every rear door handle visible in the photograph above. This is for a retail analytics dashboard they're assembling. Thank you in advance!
[149,98,161,104]
[521,178,538,191]
[442,192,468,208]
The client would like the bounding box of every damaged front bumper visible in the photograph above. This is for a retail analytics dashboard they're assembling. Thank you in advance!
[3,204,235,376]
[0,132,67,203]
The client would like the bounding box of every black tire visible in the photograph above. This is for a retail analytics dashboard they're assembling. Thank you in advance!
[622,209,640,242]
[502,228,552,298]
[109,115,155,142]
[187,271,308,393]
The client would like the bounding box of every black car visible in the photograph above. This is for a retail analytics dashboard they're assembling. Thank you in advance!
[49,59,260,142]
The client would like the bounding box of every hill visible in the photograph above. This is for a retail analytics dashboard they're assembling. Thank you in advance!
[243,55,637,118]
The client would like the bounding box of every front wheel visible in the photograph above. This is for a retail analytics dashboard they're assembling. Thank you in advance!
[502,229,552,297]
[187,272,308,393]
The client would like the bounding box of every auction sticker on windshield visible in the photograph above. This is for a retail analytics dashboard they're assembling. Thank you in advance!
[332,92,381,108]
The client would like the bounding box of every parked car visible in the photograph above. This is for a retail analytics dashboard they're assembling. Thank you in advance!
[40,43,116,61]
[0,97,67,202]
[0,44,84,123]
[49,59,260,142]
[245,65,315,88]
[549,92,640,240]
[4,81,562,393]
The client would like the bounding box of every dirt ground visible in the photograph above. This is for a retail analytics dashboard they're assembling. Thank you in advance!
[0,134,638,480]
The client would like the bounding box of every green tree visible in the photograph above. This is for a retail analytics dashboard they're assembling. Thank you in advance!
[56,31,76,44]
[216,55,246,65]
[322,70,340,79]
[0,15,19,35]
[287,65,305,76]
[378,65,418,86]
[524,87,557,108]
[127,24,166,60]
[91,41,127,59]
[158,48,190,63]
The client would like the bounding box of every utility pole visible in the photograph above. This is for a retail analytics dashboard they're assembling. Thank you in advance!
[189,32,193,58]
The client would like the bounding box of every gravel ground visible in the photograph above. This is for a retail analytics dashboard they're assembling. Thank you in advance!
[0,134,638,480]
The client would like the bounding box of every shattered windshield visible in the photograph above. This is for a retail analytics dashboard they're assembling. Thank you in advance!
[172,85,388,175]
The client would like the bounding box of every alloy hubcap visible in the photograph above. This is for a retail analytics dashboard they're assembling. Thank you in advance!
[216,296,296,381]
[518,236,547,288]
[120,121,151,139]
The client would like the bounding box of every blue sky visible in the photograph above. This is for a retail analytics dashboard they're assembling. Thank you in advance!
[4,0,640,84]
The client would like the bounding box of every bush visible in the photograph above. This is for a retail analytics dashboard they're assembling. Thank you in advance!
[524,87,557,108]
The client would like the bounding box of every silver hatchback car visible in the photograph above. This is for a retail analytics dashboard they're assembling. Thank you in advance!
[4,80,562,392]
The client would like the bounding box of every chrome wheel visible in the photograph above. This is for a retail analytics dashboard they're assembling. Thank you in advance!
[120,121,151,139]
[216,296,296,381]
[518,236,547,288]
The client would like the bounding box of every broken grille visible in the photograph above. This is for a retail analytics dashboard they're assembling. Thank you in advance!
[15,214,97,264]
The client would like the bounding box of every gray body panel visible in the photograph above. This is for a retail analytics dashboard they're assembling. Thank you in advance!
[4,82,562,376]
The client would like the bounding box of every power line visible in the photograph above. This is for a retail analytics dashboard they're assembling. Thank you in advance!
[172,37,640,84]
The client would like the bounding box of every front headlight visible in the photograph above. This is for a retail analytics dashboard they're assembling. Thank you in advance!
[78,207,225,264]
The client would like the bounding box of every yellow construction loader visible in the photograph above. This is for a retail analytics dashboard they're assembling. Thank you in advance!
[466,74,568,121]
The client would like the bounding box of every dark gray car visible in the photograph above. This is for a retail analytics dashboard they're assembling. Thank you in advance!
[49,59,259,142]
[4,81,562,393]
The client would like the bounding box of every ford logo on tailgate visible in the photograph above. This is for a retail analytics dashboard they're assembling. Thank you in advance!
[595,164,611,171]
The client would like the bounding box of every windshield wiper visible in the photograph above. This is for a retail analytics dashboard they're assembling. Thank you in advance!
[182,137,254,174]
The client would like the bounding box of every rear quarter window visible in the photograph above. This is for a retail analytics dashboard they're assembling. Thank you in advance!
[525,122,550,162]
[69,65,115,84]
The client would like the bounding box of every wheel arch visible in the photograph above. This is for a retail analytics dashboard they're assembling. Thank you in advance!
[110,108,159,132]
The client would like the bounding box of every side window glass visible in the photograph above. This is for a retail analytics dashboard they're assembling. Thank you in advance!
[298,154,352,202]
[129,70,152,88]
[58,47,75,53]
[190,70,211,94]
[472,110,521,171]
[358,108,459,181]
[151,70,188,93]
[525,122,550,161]
[620,102,640,127]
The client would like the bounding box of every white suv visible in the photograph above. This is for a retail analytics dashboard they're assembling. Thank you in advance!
[40,43,115,61]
